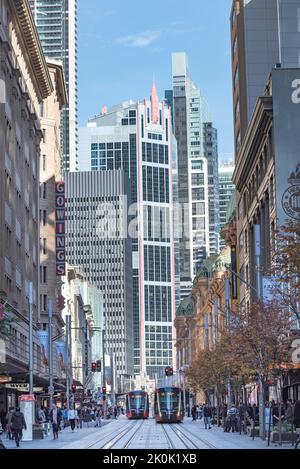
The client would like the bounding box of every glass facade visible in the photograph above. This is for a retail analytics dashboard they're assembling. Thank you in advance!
[29,0,78,171]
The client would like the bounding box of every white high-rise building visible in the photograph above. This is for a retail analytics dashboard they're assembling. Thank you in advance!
[30,0,78,172]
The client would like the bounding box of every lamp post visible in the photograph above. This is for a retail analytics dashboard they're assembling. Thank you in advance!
[28,283,34,396]
[48,300,53,410]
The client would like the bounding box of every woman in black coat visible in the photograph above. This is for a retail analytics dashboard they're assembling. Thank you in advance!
[293,400,300,430]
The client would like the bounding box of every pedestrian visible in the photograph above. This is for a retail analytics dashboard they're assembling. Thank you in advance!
[293,400,300,442]
[272,401,285,426]
[11,407,27,448]
[95,407,102,427]
[222,403,228,430]
[38,406,47,436]
[114,406,118,419]
[198,404,203,420]
[5,407,14,440]
[265,401,273,435]
[225,404,238,432]
[50,404,62,440]
[191,405,197,421]
[62,406,68,429]
[285,400,294,426]
[203,404,212,429]
[77,406,83,429]
[68,406,76,432]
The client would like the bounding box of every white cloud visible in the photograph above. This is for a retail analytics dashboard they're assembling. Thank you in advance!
[117,30,162,48]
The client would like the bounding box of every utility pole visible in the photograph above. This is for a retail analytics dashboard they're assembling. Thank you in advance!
[28,282,33,395]
[225,276,231,408]
[65,315,70,409]
[255,224,265,439]
[48,300,53,410]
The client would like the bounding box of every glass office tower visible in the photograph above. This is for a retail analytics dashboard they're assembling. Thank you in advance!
[30,0,78,171]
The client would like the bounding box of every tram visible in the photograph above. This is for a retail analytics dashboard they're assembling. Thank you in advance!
[154,387,184,423]
[126,391,149,419]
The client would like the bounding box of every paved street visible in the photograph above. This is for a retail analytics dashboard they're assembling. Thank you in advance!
[2,416,292,450]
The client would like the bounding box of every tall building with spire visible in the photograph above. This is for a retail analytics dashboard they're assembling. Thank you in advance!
[167,52,219,299]
[29,0,78,172]
[77,85,178,381]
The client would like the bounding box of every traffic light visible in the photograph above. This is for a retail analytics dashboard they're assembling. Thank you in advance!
[71,383,76,393]
[91,362,97,372]
[102,386,106,394]
[165,366,173,377]
[96,360,101,372]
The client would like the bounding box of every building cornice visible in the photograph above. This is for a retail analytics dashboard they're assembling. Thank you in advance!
[9,0,53,101]
[233,96,273,192]
[47,59,68,108]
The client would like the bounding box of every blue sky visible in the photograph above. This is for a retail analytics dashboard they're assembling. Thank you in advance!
[78,0,234,161]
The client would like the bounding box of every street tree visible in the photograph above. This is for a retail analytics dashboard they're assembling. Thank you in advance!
[228,300,292,439]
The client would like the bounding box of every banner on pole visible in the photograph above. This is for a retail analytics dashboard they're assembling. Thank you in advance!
[55,340,66,371]
[37,330,49,366]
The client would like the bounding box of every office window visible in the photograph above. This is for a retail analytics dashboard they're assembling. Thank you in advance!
[234,67,239,90]
[192,173,204,186]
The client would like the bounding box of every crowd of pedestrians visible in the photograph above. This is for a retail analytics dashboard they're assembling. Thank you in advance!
[0,401,123,448]
[190,399,300,442]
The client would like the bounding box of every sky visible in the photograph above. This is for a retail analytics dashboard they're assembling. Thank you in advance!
[78,0,234,162]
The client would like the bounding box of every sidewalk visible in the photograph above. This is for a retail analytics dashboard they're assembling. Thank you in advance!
[185,417,293,449]
[2,418,115,450]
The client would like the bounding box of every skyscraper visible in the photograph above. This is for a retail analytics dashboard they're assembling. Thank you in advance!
[30,0,78,171]
[78,86,177,380]
[218,162,235,248]
[65,170,134,381]
[230,0,300,158]
[170,52,219,299]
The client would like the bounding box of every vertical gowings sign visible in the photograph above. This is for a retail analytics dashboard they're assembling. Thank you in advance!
[56,181,66,276]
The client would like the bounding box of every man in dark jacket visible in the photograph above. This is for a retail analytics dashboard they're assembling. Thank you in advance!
[11,408,27,447]
[203,404,212,429]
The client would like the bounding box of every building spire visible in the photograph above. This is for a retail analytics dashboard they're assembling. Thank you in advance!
[151,75,159,124]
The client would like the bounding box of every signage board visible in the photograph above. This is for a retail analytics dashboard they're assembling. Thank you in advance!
[56,181,66,276]
[272,69,300,225]
[20,397,34,441]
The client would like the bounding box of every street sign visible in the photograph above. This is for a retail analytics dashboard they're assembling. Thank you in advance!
[48,385,54,394]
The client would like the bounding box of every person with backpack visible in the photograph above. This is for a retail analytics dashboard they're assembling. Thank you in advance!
[11,407,27,447]
[203,404,212,429]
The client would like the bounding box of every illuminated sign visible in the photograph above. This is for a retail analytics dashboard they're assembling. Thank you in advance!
[56,181,66,276]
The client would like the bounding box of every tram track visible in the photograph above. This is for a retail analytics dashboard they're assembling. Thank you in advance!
[100,419,145,449]
[86,420,138,449]
[169,424,219,449]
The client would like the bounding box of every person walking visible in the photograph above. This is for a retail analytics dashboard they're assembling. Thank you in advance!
[95,407,102,427]
[38,407,47,436]
[68,406,76,432]
[5,407,14,440]
[114,406,118,419]
[203,404,212,429]
[191,405,197,421]
[62,406,68,429]
[285,400,294,426]
[77,406,83,429]
[226,404,238,432]
[11,407,27,448]
[293,400,300,443]
[50,404,62,440]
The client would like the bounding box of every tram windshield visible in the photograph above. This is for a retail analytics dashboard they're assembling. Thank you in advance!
[158,390,179,410]
[129,394,146,408]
